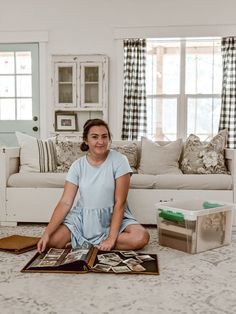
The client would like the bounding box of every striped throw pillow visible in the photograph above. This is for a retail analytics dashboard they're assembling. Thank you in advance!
[16,132,57,173]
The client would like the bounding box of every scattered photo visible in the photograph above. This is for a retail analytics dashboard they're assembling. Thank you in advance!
[112,266,131,273]
[127,264,146,272]
[120,251,138,257]
[137,255,155,261]
[100,253,121,261]
[123,258,140,266]
[99,258,121,267]
[92,263,111,272]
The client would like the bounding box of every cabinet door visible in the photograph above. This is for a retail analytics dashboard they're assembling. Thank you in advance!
[80,62,103,108]
[54,62,77,108]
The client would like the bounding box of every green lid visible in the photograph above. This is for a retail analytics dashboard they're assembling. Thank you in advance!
[158,209,184,222]
[202,201,223,209]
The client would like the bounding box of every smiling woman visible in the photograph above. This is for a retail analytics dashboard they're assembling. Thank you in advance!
[37,118,150,253]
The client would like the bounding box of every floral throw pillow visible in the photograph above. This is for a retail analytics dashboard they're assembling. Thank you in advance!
[181,129,229,174]
[55,140,86,173]
[110,142,139,172]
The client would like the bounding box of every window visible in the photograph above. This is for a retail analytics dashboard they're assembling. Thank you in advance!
[0,43,38,121]
[146,38,222,141]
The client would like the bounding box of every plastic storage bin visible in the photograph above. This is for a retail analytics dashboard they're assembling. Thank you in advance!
[156,199,233,253]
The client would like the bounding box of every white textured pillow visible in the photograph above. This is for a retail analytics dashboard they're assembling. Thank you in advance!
[16,132,57,173]
[138,137,183,175]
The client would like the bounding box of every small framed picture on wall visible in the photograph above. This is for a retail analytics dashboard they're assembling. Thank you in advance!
[55,111,78,131]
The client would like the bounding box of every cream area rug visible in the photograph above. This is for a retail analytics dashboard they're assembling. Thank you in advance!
[0,224,235,314]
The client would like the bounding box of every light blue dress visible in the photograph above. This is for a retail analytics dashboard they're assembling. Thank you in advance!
[63,150,139,249]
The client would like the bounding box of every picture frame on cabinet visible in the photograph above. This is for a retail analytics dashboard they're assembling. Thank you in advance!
[55,111,78,131]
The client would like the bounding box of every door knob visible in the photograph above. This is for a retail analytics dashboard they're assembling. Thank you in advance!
[33,126,38,132]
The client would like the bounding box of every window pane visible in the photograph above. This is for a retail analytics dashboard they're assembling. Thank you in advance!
[187,97,221,140]
[0,99,15,120]
[185,40,222,94]
[85,66,99,82]
[147,97,177,140]
[59,67,72,82]
[0,52,14,74]
[16,75,32,97]
[16,51,32,74]
[146,41,180,95]
[0,75,15,97]
[17,98,32,120]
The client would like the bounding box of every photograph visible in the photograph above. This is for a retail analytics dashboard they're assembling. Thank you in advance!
[123,258,141,266]
[38,260,58,267]
[98,258,121,267]
[92,263,111,272]
[120,251,138,257]
[137,255,155,262]
[55,111,78,131]
[127,264,146,272]
[111,266,131,273]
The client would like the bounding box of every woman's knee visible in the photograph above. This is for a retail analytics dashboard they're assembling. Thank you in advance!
[132,228,150,249]
[138,229,150,247]
[48,225,71,249]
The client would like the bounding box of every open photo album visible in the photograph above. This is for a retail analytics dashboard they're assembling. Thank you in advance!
[21,246,159,275]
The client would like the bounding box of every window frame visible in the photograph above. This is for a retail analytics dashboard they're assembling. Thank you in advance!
[146,38,222,141]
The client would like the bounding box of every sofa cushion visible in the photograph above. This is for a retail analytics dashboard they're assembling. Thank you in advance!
[138,137,183,175]
[153,174,232,190]
[181,130,228,174]
[8,172,232,191]
[16,132,57,173]
[8,172,67,188]
[130,174,157,189]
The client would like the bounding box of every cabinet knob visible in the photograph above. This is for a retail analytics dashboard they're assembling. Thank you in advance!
[33,126,38,132]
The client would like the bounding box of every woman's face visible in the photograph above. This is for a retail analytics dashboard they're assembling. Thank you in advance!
[86,125,110,156]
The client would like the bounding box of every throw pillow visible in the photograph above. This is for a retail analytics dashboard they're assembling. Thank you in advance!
[55,140,86,172]
[110,142,139,171]
[138,137,183,175]
[181,129,228,174]
[16,132,57,173]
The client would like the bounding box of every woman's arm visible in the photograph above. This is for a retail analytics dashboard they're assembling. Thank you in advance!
[37,181,78,252]
[98,173,130,251]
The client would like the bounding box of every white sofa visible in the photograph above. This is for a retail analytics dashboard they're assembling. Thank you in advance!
[1,141,236,227]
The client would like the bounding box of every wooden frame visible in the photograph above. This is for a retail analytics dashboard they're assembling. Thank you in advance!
[55,111,78,131]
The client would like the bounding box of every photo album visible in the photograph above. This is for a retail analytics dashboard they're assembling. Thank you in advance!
[21,246,159,275]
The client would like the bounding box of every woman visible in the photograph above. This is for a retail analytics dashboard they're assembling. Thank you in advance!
[37,119,150,252]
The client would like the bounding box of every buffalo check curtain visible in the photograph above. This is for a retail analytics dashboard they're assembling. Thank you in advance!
[219,37,236,148]
[122,39,147,140]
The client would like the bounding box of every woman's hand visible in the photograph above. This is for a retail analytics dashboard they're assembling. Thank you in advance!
[37,233,50,253]
[97,237,116,251]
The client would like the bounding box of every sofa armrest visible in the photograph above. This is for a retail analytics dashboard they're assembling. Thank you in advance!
[225,149,236,203]
[0,147,20,222]
[225,149,236,175]
[0,147,20,188]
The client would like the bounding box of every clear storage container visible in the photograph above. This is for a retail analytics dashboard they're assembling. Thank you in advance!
[156,199,233,253]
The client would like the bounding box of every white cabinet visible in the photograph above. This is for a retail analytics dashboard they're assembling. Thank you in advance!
[52,55,108,136]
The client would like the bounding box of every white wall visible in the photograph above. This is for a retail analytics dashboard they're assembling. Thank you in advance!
[1,0,236,138]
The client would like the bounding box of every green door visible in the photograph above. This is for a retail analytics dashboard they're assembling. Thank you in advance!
[0,43,40,147]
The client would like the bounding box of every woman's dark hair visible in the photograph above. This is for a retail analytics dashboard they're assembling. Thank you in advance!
[80,119,111,151]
